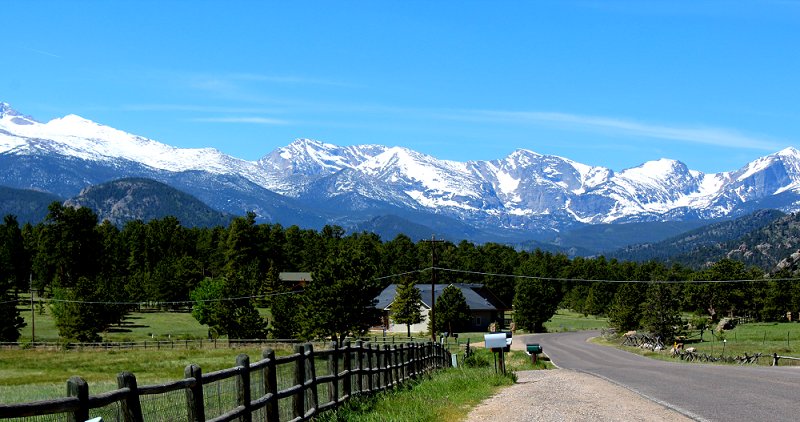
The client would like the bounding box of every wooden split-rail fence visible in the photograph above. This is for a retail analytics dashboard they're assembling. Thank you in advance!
[0,340,451,422]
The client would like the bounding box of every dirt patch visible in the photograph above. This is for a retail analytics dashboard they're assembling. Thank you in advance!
[463,369,693,422]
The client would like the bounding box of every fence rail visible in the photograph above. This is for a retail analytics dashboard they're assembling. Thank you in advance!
[0,335,445,351]
[0,340,451,422]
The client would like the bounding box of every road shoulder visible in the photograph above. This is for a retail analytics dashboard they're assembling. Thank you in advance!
[463,369,693,422]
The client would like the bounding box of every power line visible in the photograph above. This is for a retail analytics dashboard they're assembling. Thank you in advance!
[4,290,303,306]
[430,267,800,284]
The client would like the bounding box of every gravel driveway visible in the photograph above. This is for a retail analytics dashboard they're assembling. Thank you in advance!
[463,369,692,422]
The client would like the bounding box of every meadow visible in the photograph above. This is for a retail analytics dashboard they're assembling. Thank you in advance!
[683,321,800,360]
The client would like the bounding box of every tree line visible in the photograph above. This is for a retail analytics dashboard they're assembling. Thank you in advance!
[1,203,799,344]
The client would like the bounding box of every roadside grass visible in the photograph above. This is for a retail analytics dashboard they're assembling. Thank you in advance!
[317,348,522,422]
[595,321,800,366]
[0,345,293,403]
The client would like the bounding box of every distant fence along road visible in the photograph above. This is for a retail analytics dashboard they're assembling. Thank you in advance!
[0,340,452,422]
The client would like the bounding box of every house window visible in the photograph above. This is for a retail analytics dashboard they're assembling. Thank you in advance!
[474,317,482,327]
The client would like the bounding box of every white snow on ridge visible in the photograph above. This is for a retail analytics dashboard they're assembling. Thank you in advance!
[0,110,270,182]
[4,102,800,226]
[360,147,482,197]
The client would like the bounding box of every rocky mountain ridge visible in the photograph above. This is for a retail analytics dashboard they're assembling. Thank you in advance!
[2,101,800,243]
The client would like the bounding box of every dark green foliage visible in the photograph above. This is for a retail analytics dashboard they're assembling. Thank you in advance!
[296,232,383,344]
[513,279,559,333]
[608,283,645,332]
[34,202,101,290]
[0,215,26,340]
[4,201,800,345]
[512,251,565,332]
[0,215,30,293]
[431,285,471,334]
[640,283,682,343]
[0,186,62,225]
[50,276,125,342]
[190,277,267,339]
[614,209,788,269]
[65,178,232,228]
[390,280,423,336]
[0,293,24,342]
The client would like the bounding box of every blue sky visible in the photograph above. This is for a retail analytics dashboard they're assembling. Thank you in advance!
[3,1,799,173]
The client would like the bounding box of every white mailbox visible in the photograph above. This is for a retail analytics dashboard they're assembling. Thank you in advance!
[484,333,507,349]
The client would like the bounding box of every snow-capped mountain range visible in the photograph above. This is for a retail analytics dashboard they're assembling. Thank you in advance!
[2,101,800,242]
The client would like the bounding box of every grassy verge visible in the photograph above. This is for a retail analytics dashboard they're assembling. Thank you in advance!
[595,321,800,366]
[317,348,547,422]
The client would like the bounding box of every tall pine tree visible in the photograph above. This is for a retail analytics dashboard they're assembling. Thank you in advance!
[390,280,423,336]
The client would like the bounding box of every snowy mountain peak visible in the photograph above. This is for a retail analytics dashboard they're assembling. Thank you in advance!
[0,102,37,125]
[0,102,16,117]
[777,146,800,158]
[3,102,800,235]
[621,158,687,178]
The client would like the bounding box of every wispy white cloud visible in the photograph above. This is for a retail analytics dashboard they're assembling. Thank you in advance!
[19,46,61,58]
[189,116,290,125]
[123,104,283,114]
[449,110,784,151]
[227,73,358,88]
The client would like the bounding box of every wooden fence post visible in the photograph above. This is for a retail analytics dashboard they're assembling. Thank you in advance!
[328,341,339,406]
[117,371,144,422]
[262,349,279,422]
[185,364,205,422]
[365,343,374,393]
[397,343,406,383]
[391,345,399,387]
[382,344,391,389]
[236,354,252,422]
[375,344,383,390]
[342,340,351,400]
[355,340,364,394]
[305,344,319,417]
[410,343,417,378]
[67,376,89,422]
[293,344,306,420]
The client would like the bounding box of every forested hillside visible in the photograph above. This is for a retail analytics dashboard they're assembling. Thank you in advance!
[611,210,786,267]
[1,204,799,345]
[0,186,62,224]
[66,178,233,228]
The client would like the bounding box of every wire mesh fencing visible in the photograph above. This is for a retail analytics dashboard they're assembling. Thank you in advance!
[0,340,451,422]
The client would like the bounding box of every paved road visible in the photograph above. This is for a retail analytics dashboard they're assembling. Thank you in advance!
[515,331,800,422]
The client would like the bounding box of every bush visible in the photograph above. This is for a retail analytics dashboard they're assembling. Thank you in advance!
[463,352,490,368]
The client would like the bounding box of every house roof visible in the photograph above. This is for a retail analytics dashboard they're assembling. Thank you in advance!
[375,283,506,311]
[279,272,313,282]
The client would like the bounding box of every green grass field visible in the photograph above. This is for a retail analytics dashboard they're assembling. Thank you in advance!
[16,301,272,343]
[686,321,800,359]
[600,321,800,366]
[0,345,294,404]
[544,309,609,332]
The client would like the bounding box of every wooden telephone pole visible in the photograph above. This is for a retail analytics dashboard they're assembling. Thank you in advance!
[421,235,444,343]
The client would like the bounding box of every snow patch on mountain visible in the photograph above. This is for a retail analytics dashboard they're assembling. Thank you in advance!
[3,101,800,233]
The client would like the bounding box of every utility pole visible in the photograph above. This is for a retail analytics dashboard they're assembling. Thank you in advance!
[421,235,444,343]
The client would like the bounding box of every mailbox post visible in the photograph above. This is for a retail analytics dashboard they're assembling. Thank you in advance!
[526,344,543,364]
[485,333,512,374]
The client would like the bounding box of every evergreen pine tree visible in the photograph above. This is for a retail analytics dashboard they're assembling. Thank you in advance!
[641,283,682,343]
[390,280,423,336]
[432,285,471,335]
[608,283,645,332]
